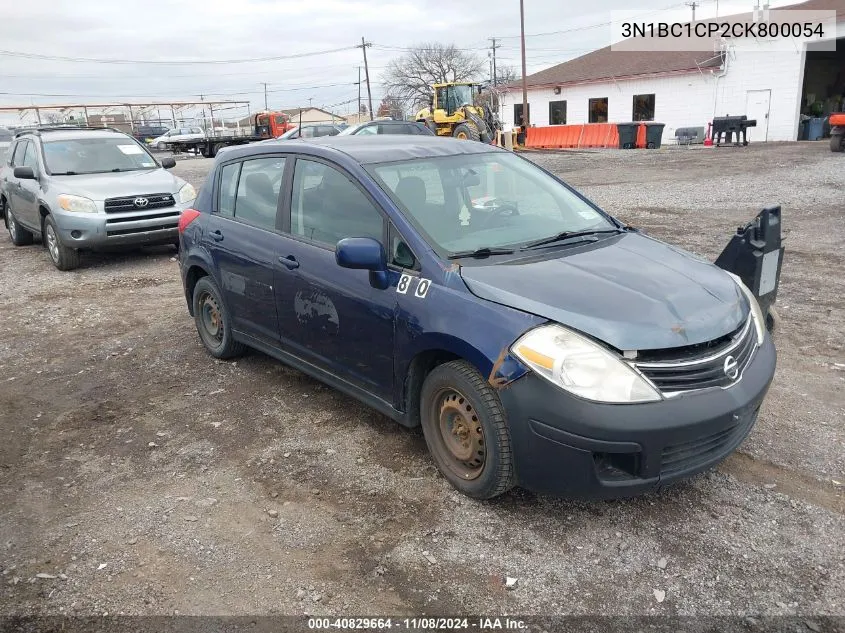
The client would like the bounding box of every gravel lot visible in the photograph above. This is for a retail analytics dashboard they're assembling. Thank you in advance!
[1,142,843,619]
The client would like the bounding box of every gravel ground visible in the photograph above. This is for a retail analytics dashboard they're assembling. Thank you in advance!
[0,142,843,619]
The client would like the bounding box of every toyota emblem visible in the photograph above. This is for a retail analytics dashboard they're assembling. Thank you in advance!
[134,197,149,208]
[723,355,739,380]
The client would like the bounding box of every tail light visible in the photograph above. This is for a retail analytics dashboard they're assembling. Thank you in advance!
[178,208,201,234]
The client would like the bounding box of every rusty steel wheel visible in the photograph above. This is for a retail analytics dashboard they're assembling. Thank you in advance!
[435,388,486,480]
[420,360,514,499]
[192,276,244,359]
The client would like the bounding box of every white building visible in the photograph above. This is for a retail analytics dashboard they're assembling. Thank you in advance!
[501,0,845,144]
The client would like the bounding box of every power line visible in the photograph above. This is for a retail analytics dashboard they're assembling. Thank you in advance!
[0,45,359,65]
[0,82,357,100]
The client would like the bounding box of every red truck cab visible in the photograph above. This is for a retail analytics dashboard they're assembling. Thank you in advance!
[254,111,293,138]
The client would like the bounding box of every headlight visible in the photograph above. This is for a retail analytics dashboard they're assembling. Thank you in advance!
[726,272,765,346]
[57,194,98,214]
[175,183,196,205]
[512,324,661,403]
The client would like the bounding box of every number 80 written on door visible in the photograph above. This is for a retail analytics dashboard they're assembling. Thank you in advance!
[397,274,431,299]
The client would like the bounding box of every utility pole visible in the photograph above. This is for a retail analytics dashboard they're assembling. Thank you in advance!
[686,1,698,21]
[357,66,362,120]
[519,0,529,128]
[261,83,269,110]
[490,37,500,86]
[360,37,374,121]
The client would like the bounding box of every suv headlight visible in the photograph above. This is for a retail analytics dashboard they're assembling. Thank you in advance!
[175,183,196,205]
[57,194,98,214]
[725,272,765,346]
[512,324,661,403]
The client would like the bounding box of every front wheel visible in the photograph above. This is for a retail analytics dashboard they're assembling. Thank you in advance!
[6,208,34,246]
[44,215,80,270]
[192,277,244,359]
[452,123,480,142]
[830,133,844,152]
[420,360,515,499]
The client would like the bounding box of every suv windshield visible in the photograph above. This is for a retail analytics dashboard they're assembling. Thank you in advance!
[368,152,616,256]
[43,137,158,174]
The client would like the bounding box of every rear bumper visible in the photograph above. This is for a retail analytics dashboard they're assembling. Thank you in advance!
[498,334,776,499]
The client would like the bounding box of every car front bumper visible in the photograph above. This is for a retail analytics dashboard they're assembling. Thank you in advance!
[51,203,190,249]
[498,334,776,499]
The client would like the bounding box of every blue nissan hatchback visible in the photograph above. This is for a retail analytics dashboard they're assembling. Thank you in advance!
[178,136,776,500]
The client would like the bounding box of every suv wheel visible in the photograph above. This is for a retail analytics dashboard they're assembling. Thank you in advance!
[420,360,515,499]
[44,215,80,270]
[6,208,34,246]
[192,277,244,359]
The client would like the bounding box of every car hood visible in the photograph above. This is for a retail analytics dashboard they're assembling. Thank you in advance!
[459,232,748,351]
[50,169,184,200]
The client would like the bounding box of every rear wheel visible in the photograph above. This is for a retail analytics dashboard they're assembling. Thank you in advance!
[452,123,480,142]
[6,208,34,246]
[830,133,844,152]
[420,360,514,499]
[192,277,244,359]
[44,215,80,270]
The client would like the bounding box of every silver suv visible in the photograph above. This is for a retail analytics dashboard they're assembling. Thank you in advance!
[0,126,196,270]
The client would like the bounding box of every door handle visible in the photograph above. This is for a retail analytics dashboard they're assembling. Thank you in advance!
[210,229,224,242]
[278,255,299,270]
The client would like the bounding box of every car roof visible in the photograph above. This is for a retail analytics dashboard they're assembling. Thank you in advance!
[232,135,500,165]
[18,128,134,143]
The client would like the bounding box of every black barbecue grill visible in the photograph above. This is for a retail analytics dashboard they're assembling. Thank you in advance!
[712,115,758,146]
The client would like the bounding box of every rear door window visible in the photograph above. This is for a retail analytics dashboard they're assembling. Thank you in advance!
[217,162,240,217]
[233,157,285,230]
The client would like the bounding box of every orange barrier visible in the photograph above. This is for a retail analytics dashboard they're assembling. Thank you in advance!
[636,123,647,149]
[830,113,845,126]
[524,123,638,150]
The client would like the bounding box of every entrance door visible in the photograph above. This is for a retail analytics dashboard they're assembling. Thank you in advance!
[745,90,771,142]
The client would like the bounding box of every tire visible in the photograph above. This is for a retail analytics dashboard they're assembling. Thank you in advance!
[452,123,480,142]
[6,208,34,246]
[192,276,244,359]
[211,143,223,157]
[43,215,80,270]
[830,134,844,152]
[420,360,514,499]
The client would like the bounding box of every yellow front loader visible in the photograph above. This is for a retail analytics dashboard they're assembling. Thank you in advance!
[416,82,498,143]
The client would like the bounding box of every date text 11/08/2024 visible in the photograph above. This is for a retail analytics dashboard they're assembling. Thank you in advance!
[307,617,528,630]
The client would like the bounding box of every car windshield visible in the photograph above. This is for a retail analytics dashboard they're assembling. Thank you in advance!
[43,137,159,174]
[368,152,616,256]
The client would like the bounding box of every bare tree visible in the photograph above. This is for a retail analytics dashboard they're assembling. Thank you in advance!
[383,43,486,110]
[377,96,405,120]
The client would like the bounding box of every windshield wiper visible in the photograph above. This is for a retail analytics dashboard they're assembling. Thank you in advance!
[447,246,517,260]
[523,228,625,250]
[51,171,78,175]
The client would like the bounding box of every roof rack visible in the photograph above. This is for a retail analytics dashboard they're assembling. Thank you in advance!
[14,125,125,137]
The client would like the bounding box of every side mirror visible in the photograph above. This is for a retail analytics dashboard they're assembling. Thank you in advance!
[336,237,389,289]
[160,157,176,169]
[13,166,36,180]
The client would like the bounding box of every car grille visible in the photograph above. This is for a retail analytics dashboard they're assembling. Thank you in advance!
[634,317,756,394]
[104,193,175,213]
[661,404,759,475]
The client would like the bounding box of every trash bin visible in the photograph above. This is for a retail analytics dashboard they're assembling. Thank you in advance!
[643,122,666,148]
[617,122,639,149]
[807,117,825,141]
[798,119,809,140]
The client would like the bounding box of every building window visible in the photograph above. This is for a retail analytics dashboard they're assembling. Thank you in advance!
[549,100,567,125]
[514,103,530,126]
[588,98,608,123]
[633,94,656,121]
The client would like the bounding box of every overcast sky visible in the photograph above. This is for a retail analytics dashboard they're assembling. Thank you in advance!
[0,0,797,125]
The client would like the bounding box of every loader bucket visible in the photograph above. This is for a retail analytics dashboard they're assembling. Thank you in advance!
[714,206,784,331]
